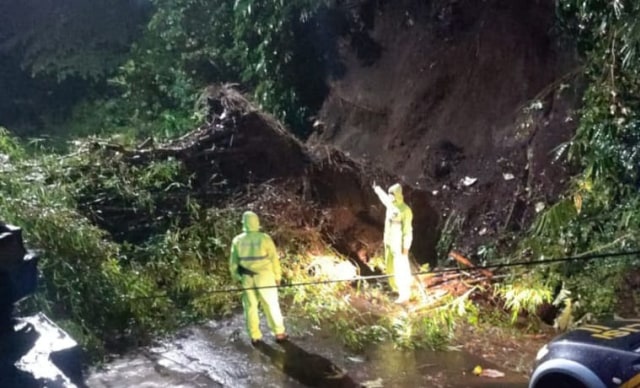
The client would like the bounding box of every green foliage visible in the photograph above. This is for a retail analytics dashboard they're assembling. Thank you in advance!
[436,211,464,264]
[128,207,242,318]
[281,255,470,351]
[558,0,640,187]
[564,260,628,316]
[0,0,149,80]
[0,127,25,158]
[531,198,577,238]
[557,0,640,69]
[0,132,242,359]
[511,1,640,322]
[495,277,553,324]
[4,0,339,140]
[114,0,331,136]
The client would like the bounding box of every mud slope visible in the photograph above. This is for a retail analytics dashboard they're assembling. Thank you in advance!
[311,0,582,258]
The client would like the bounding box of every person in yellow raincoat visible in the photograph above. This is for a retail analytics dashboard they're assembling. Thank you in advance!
[229,211,287,345]
[373,183,413,303]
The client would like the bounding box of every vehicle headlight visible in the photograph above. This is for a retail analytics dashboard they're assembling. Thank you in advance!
[535,344,549,361]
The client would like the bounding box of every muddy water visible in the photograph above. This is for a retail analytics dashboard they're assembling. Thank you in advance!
[87,314,528,388]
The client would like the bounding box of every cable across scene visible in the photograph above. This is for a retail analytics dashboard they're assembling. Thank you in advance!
[120,249,640,300]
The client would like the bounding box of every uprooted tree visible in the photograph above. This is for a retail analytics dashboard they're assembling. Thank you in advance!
[78,84,439,265]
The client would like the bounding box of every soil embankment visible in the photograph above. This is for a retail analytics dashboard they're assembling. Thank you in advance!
[311,0,582,258]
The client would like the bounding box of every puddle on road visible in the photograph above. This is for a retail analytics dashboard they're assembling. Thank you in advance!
[87,314,528,387]
[350,342,527,387]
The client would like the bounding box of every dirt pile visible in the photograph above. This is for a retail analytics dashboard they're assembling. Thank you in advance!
[311,0,583,259]
[85,85,438,264]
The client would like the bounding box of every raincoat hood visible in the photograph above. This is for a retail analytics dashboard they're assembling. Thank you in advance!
[388,183,404,205]
[242,211,261,232]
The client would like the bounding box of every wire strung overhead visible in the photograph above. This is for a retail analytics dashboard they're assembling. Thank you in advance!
[120,249,640,300]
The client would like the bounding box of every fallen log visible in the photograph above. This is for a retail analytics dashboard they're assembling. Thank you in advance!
[449,251,494,279]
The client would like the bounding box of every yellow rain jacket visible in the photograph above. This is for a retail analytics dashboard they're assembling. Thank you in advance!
[374,183,413,301]
[229,211,285,341]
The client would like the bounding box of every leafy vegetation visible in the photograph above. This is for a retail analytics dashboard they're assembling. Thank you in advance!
[2,0,340,139]
[494,0,640,324]
[0,130,242,358]
[0,0,151,137]
[281,252,476,351]
[91,0,336,139]
[0,0,149,80]
[495,278,552,324]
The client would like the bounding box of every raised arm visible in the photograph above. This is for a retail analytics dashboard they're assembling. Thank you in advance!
[373,185,395,209]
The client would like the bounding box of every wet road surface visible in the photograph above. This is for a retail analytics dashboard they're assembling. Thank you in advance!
[87,314,529,387]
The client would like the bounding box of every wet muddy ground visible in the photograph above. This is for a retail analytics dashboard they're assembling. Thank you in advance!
[87,314,530,388]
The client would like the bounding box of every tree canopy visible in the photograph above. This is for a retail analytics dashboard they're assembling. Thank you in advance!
[0,0,150,80]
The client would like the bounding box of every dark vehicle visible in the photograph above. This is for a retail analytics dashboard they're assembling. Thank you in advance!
[0,221,83,388]
[0,221,38,329]
[530,320,640,388]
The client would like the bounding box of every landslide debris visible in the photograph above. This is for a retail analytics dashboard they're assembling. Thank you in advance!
[310,0,583,258]
[78,85,438,265]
